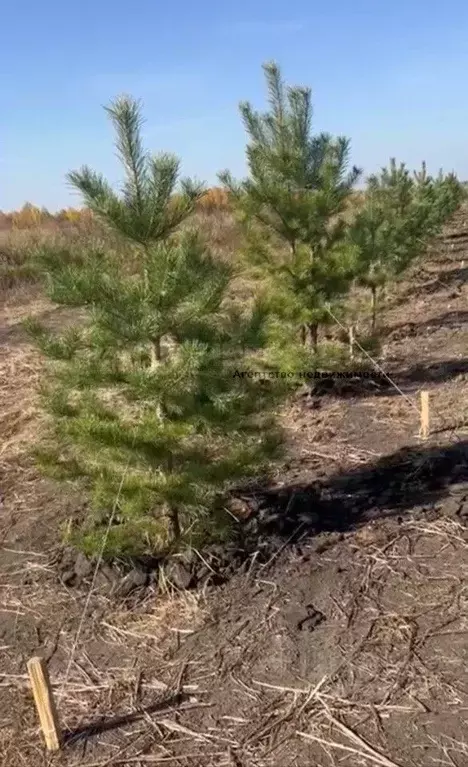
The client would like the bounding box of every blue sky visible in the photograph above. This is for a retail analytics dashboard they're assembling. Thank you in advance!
[1,0,468,211]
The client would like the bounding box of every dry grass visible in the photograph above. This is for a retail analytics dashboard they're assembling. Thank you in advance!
[0,544,210,766]
[0,209,244,306]
[22,513,460,767]
[143,514,468,766]
[0,300,47,462]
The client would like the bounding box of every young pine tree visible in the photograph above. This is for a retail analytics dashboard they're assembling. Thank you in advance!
[411,162,451,238]
[27,96,286,559]
[220,62,361,355]
[430,171,466,227]
[350,159,465,333]
[367,158,414,218]
[348,183,422,332]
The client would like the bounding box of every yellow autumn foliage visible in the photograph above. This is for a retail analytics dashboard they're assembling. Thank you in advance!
[3,190,234,231]
[11,202,44,229]
[3,205,95,229]
[198,187,230,212]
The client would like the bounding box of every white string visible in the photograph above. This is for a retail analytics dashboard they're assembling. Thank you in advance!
[325,304,421,415]
[324,303,466,485]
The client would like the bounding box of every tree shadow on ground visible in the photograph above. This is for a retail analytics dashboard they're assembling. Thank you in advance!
[443,230,468,242]
[387,310,468,339]
[397,266,468,300]
[63,691,188,745]
[398,357,468,384]
[441,243,468,254]
[237,439,468,551]
[388,265,467,308]
[304,356,468,401]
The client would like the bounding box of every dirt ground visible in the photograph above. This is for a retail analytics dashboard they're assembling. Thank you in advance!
[1,209,468,766]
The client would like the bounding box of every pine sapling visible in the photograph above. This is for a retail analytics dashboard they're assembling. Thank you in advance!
[350,159,465,333]
[220,61,361,357]
[27,96,287,559]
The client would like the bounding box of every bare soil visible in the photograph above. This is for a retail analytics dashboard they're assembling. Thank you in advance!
[1,209,468,766]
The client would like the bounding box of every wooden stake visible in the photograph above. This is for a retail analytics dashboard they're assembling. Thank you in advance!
[420,390,430,439]
[27,656,62,751]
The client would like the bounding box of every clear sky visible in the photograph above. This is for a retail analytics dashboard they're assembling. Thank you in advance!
[1,0,468,211]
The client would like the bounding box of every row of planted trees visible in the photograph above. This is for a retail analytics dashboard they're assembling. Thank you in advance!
[26,62,465,559]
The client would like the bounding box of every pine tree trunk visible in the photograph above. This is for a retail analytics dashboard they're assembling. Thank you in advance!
[169,508,181,541]
[151,336,163,419]
[371,287,377,334]
[300,324,307,345]
[143,243,162,371]
[308,322,319,353]
[349,325,355,361]
[150,336,162,368]
[167,452,181,541]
